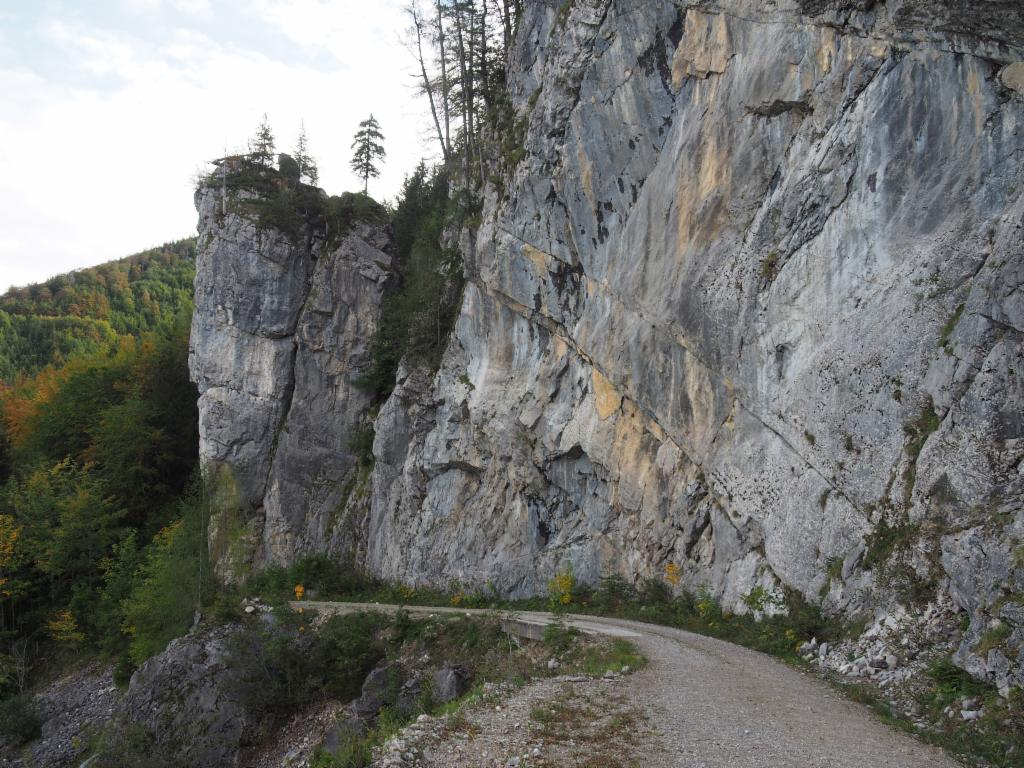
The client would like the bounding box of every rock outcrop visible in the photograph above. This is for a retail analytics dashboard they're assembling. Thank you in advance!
[116,626,256,768]
[191,1,1024,692]
[366,0,1024,691]
[190,182,393,574]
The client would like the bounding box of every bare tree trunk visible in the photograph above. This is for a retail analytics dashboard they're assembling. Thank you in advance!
[454,3,473,185]
[436,0,452,159]
[477,0,489,183]
[409,3,449,162]
[467,2,479,182]
[480,0,490,108]
[500,0,512,51]
[12,637,29,693]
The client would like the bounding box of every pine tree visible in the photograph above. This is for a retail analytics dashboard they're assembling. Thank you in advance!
[249,114,276,168]
[350,115,386,194]
[293,121,319,185]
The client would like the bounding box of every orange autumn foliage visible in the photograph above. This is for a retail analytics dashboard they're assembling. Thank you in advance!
[2,366,66,447]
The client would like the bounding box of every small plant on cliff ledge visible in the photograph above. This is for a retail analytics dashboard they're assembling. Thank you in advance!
[348,423,375,471]
[554,0,577,31]
[760,250,781,280]
[861,515,920,573]
[976,621,1011,655]
[902,396,941,505]
[938,303,965,351]
[742,585,784,615]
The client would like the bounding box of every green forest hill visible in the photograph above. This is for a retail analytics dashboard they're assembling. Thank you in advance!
[0,240,200,733]
[0,239,196,382]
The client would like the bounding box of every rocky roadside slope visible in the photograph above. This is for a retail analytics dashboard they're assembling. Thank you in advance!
[0,665,118,768]
[0,606,646,768]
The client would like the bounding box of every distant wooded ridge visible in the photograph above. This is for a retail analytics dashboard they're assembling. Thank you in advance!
[0,239,196,382]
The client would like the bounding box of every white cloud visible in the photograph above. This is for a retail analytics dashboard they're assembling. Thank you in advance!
[121,0,163,11]
[39,19,142,77]
[172,0,214,18]
[0,27,12,61]
[0,4,437,291]
[252,0,402,56]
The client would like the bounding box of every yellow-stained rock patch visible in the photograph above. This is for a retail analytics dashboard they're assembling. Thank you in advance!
[522,243,550,273]
[816,27,837,76]
[551,335,570,359]
[672,11,732,88]
[577,143,597,209]
[592,368,622,420]
[675,130,733,258]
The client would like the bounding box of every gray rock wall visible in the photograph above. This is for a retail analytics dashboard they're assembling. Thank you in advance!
[190,184,392,574]
[190,1,1024,693]
[366,0,1024,691]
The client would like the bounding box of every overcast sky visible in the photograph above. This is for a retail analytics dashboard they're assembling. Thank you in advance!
[0,0,436,292]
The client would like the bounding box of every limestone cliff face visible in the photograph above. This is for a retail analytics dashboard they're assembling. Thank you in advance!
[192,1,1024,693]
[367,0,1024,691]
[189,183,393,573]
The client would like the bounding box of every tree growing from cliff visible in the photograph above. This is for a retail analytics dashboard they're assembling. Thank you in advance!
[350,115,386,194]
[249,114,276,168]
[293,121,319,186]
[402,1,518,188]
[360,164,462,400]
[406,2,451,163]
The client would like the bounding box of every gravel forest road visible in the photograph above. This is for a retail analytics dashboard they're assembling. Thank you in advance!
[297,602,959,767]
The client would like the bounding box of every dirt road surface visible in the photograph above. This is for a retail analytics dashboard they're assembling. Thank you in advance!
[297,602,959,767]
